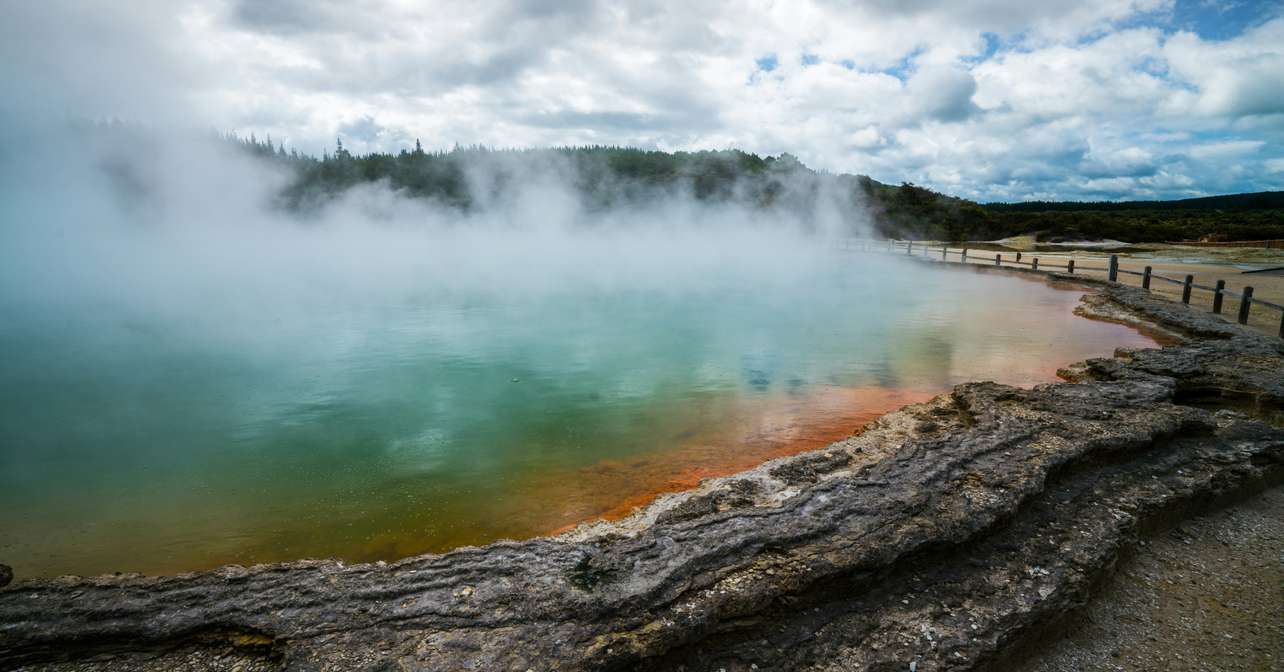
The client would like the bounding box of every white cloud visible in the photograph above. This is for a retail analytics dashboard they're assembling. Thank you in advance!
[3,0,1283,200]
[906,66,979,123]
[1163,18,1284,118]
[1186,139,1265,159]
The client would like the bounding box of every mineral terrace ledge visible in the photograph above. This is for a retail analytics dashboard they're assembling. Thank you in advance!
[1,274,1282,672]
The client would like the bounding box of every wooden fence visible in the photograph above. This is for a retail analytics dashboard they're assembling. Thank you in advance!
[844,239,1284,339]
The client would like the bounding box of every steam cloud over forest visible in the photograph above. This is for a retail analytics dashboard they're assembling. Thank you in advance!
[0,121,885,339]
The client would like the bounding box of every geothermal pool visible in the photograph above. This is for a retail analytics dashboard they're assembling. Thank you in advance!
[0,257,1157,577]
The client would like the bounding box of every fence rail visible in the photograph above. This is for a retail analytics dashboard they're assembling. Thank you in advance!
[844,239,1284,339]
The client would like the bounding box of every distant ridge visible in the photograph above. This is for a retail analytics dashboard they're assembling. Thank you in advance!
[985,191,1284,212]
[218,132,1283,243]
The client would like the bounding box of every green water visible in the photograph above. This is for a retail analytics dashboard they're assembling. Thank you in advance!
[0,256,1155,577]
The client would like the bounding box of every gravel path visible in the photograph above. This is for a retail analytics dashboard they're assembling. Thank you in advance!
[1015,487,1284,672]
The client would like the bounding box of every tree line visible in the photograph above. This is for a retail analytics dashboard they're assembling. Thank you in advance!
[231,134,1284,244]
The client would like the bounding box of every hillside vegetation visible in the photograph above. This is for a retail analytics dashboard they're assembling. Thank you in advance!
[236,135,1284,243]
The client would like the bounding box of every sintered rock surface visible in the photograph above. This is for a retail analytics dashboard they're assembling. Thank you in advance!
[1012,487,1284,672]
[1,281,1282,672]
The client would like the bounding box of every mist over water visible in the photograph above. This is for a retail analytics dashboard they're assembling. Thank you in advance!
[0,123,866,315]
[0,124,1157,577]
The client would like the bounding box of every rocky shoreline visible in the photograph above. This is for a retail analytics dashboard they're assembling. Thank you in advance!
[2,270,1282,672]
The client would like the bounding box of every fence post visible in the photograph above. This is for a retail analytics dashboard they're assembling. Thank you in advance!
[1067,258,1075,274]
[1181,275,1194,304]
[1212,279,1225,314]
[942,246,947,261]
[962,249,968,262]
[907,241,913,255]
[888,239,893,252]
[1015,252,1022,264]
[1238,286,1254,325]
[995,253,1002,266]
[1032,257,1038,271]
[1142,266,1152,290]
[1108,255,1118,282]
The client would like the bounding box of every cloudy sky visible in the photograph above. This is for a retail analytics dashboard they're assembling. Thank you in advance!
[4,0,1284,202]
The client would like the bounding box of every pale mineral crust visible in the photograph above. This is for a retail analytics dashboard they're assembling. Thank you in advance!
[1,275,1281,672]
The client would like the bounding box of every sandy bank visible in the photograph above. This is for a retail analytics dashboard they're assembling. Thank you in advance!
[946,249,1284,337]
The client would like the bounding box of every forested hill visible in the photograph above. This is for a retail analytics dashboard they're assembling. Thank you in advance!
[977,192,1284,242]
[233,135,1284,244]
[986,191,1284,213]
[233,134,995,239]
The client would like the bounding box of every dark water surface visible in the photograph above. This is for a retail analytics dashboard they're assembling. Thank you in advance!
[0,258,1157,577]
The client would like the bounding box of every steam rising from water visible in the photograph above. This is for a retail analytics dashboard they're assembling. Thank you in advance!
[0,122,871,338]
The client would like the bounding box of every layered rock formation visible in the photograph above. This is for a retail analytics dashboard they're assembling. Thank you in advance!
[1,274,1281,671]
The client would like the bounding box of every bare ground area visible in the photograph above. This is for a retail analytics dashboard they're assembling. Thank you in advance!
[949,247,1284,337]
[1014,487,1284,672]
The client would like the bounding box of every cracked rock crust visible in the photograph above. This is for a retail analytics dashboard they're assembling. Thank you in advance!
[1,278,1282,672]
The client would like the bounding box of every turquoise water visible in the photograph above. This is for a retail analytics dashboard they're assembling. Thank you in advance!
[0,255,1155,577]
